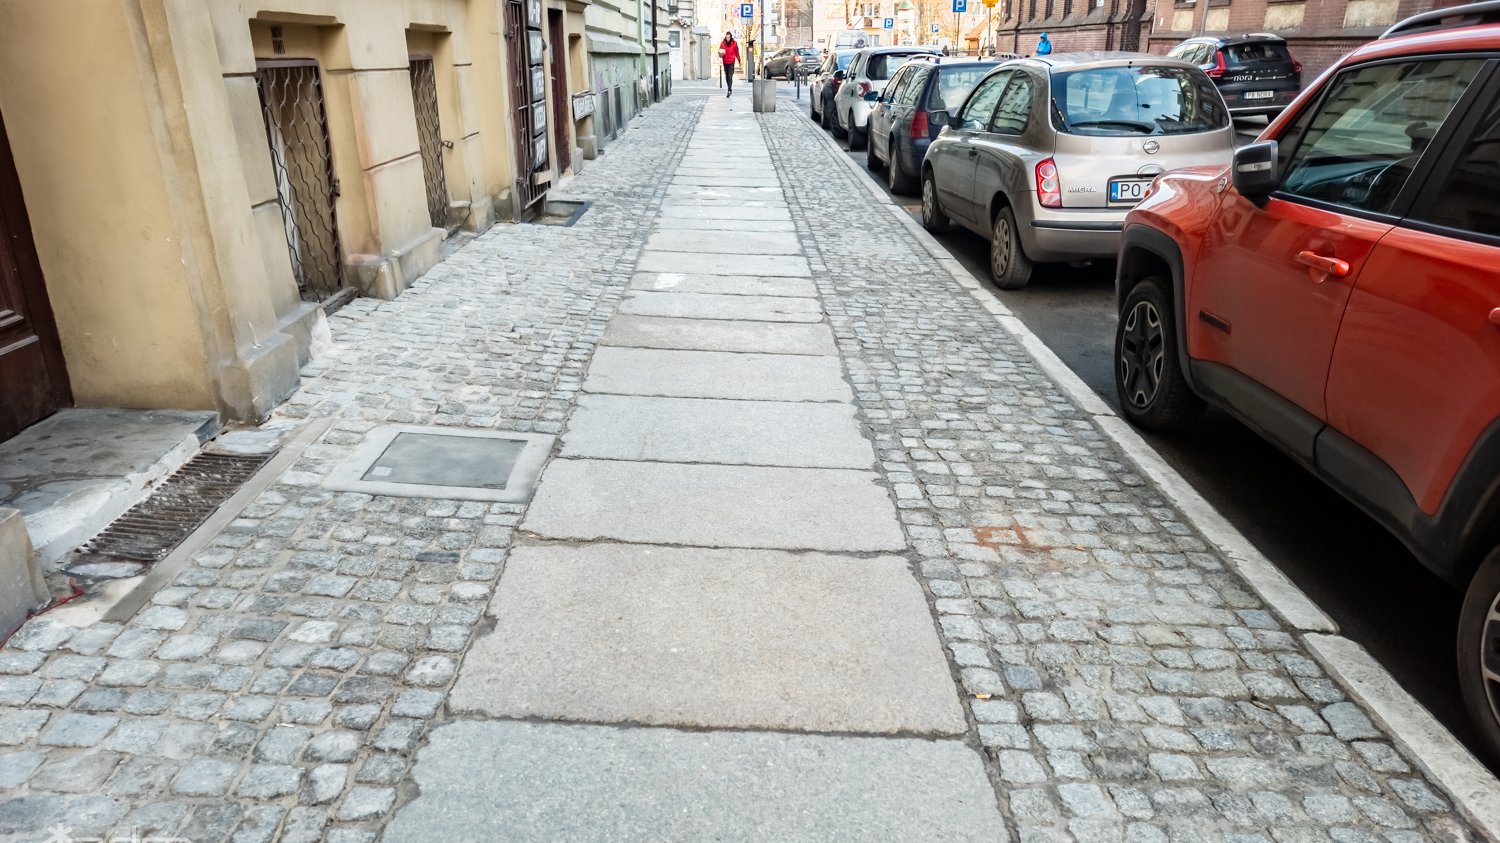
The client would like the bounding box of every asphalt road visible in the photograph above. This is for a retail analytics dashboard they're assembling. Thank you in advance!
[807,101,1493,766]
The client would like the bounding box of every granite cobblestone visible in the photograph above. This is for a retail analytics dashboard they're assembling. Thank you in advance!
[760,105,1479,842]
[0,95,703,841]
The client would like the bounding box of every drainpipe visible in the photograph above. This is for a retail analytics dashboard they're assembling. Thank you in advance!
[652,0,661,100]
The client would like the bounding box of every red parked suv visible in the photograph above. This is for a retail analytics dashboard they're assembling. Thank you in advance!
[1114,2,1500,754]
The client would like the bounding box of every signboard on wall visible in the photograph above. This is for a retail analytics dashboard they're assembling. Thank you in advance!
[572,92,595,120]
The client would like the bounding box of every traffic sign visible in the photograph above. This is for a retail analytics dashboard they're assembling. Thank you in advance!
[952,0,967,12]
[931,22,940,32]
[883,16,894,28]
[738,2,753,16]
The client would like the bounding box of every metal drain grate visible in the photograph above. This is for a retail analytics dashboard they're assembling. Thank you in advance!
[67,452,272,578]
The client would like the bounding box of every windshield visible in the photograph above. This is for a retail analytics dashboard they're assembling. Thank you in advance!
[1225,42,1291,65]
[932,66,992,111]
[1052,65,1228,135]
[797,48,817,56]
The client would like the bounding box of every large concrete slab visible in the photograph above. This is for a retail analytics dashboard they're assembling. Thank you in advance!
[523,460,906,551]
[385,722,1004,842]
[637,251,810,277]
[584,347,851,401]
[665,186,785,202]
[659,205,789,221]
[630,272,815,297]
[671,175,781,188]
[602,315,837,355]
[648,216,797,232]
[562,395,873,467]
[450,544,964,732]
[619,291,823,323]
[645,229,802,255]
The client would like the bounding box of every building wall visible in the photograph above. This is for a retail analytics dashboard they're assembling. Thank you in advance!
[0,0,579,427]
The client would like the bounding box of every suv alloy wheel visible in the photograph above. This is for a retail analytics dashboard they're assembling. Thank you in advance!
[1457,546,1500,755]
[1113,278,1205,430]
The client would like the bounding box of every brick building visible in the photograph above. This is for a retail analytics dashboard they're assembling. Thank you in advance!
[987,0,1461,77]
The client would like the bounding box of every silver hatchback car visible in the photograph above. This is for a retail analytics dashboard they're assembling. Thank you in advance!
[922,53,1235,289]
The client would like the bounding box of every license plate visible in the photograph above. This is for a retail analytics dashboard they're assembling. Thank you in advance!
[1109,179,1151,203]
[1244,90,1274,100]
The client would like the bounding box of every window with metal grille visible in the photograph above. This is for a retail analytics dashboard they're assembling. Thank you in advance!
[409,57,451,229]
[256,62,345,301]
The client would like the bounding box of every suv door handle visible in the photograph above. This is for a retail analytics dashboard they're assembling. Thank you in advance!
[1296,250,1349,279]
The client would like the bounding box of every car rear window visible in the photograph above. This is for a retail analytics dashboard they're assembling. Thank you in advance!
[797,48,817,56]
[932,66,992,111]
[837,52,855,70]
[1053,65,1228,135]
[868,52,925,80]
[1224,42,1291,65]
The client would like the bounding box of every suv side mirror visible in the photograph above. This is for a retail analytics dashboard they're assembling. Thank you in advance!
[1232,141,1278,202]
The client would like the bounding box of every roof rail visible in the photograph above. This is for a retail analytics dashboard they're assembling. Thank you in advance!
[1380,0,1500,38]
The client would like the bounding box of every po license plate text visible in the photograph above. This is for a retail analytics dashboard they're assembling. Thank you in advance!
[1109,179,1150,203]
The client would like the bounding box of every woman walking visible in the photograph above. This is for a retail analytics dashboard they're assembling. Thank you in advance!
[719,32,740,97]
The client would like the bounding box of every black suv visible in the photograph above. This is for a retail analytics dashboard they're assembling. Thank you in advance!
[1167,34,1302,116]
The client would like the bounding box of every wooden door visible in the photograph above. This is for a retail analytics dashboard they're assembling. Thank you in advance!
[0,110,69,441]
[548,10,572,175]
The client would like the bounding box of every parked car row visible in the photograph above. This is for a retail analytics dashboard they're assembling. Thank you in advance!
[810,4,1500,761]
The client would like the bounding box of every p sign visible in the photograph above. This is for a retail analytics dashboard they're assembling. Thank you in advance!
[931,22,939,32]
[883,16,894,28]
[738,2,753,16]
[952,0,967,11]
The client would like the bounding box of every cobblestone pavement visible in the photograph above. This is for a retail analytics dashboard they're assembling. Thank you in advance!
[0,82,1481,842]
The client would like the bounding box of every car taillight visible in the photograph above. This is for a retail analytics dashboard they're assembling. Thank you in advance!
[1036,158,1061,208]
[1206,51,1226,79]
[1292,57,1302,74]
[858,80,872,97]
[910,110,929,138]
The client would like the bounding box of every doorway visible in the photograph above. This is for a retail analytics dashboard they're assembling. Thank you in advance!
[548,10,572,176]
[0,109,69,441]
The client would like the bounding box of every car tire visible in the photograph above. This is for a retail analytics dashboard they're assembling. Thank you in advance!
[820,100,832,131]
[1113,277,1206,431]
[866,138,883,171]
[888,140,916,195]
[832,106,848,139]
[1457,545,1500,762]
[810,95,819,122]
[989,206,1033,291]
[849,121,867,151]
[921,171,949,233]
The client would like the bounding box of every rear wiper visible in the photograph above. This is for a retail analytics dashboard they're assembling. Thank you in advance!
[1069,119,1154,134]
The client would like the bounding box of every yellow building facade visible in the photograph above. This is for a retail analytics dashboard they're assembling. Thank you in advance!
[0,0,591,436]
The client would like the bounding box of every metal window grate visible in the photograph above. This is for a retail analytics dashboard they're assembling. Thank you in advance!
[257,62,346,301]
[410,58,451,229]
[66,452,274,579]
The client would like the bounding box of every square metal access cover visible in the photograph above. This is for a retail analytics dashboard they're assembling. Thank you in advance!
[325,425,554,502]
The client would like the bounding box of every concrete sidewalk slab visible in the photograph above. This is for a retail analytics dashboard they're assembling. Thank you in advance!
[450,544,964,733]
[385,722,1003,842]
[645,229,802,255]
[602,315,836,355]
[562,394,873,467]
[629,272,815,297]
[659,205,789,221]
[648,217,797,232]
[637,251,810,277]
[671,176,781,188]
[584,347,851,401]
[522,459,906,551]
[619,290,823,322]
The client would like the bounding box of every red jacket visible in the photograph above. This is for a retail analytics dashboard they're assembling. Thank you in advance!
[720,39,739,65]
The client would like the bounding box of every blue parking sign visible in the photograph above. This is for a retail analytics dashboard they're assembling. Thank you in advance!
[738,2,753,16]
[931,22,940,32]
[883,16,894,28]
[952,0,967,11]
